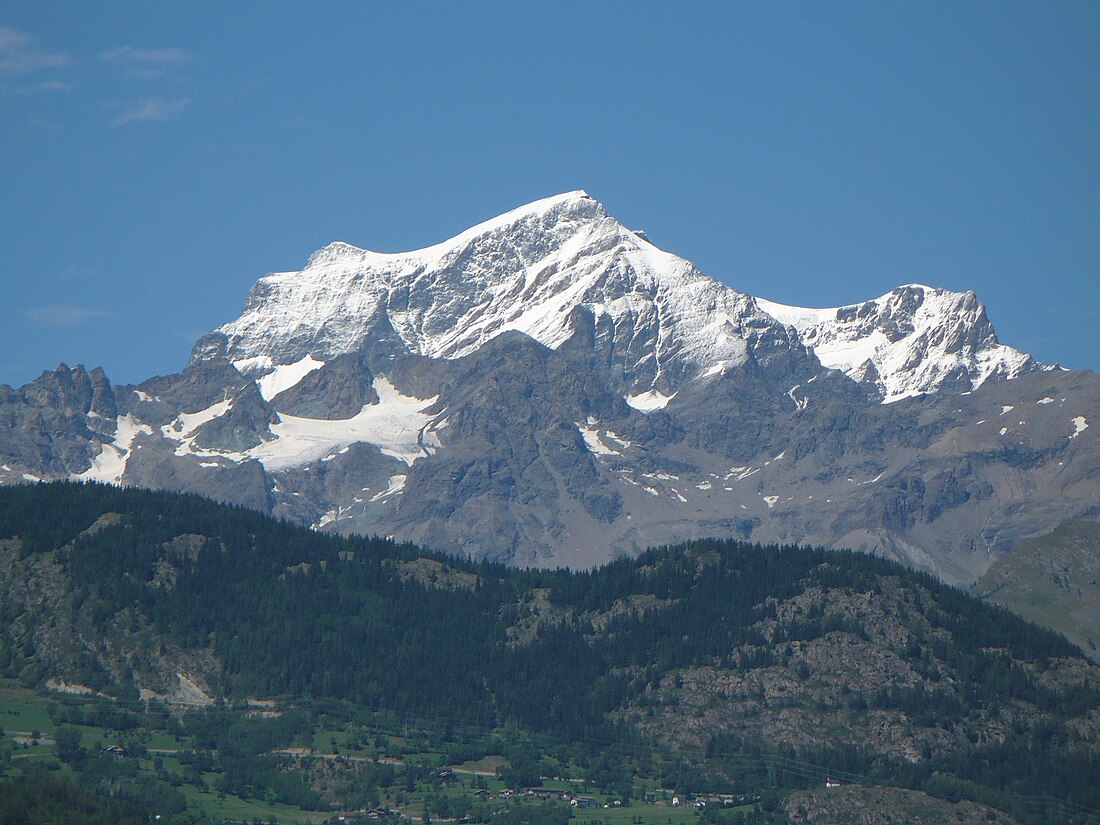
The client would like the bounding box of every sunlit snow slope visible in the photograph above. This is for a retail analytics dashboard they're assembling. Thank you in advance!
[757,285,1043,402]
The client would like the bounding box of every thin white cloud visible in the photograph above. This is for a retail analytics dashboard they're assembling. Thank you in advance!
[25,79,73,92]
[112,96,190,126]
[25,304,117,327]
[0,78,74,96]
[0,26,71,76]
[100,45,195,65]
[100,45,196,79]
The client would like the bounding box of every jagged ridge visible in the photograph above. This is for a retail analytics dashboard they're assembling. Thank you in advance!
[757,285,1043,402]
[194,192,1040,404]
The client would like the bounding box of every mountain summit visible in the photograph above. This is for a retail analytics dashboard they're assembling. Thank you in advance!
[193,190,807,400]
[0,192,1095,578]
[194,192,1042,406]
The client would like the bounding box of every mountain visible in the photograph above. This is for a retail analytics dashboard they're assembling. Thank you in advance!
[1,482,1098,824]
[756,284,1040,403]
[0,191,1097,586]
[194,190,818,400]
[193,191,1039,405]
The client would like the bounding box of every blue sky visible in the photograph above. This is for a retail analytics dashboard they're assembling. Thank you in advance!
[2,2,1098,387]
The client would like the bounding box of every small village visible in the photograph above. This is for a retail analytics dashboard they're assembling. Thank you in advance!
[329,765,772,825]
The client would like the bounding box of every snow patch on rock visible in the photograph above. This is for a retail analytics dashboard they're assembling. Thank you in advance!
[248,378,439,470]
[626,390,675,412]
[75,414,153,484]
[253,355,325,401]
[161,399,234,458]
[577,418,620,456]
[370,474,407,502]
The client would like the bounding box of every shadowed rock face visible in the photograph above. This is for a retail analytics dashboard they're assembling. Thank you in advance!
[270,353,380,419]
[0,193,1096,585]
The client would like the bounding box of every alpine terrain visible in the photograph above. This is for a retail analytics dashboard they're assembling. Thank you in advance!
[1,191,1097,585]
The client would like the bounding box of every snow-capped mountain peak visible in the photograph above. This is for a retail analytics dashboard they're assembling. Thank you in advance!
[2,190,1092,581]
[757,284,1042,402]
[194,193,1043,407]
[304,190,597,268]
[194,191,800,395]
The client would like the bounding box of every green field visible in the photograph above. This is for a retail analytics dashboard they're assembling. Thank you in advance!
[0,679,329,822]
[1,676,767,825]
[181,784,331,825]
[0,681,57,735]
[577,807,705,825]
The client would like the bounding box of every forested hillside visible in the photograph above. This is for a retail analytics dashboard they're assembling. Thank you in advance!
[977,520,1100,660]
[1,482,1098,824]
